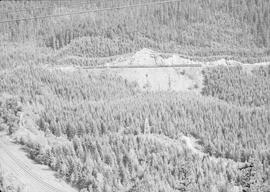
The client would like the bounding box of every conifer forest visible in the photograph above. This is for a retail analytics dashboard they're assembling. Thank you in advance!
[0,0,270,192]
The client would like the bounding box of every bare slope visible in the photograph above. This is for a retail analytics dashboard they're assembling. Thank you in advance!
[84,49,204,92]
[54,48,270,93]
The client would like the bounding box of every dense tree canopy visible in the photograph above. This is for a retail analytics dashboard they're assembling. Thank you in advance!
[1,66,269,191]
[202,65,270,107]
[1,1,270,191]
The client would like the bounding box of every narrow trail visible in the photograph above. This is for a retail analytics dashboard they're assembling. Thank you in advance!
[0,135,77,192]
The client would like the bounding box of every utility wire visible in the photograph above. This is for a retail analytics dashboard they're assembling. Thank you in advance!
[0,0,181,24]
[0,0,130,13]
[0,0,100,15]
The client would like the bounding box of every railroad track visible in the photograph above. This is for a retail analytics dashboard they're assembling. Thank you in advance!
[0,139,75,192]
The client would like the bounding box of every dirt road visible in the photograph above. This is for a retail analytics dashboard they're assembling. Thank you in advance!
[0,135,77,192]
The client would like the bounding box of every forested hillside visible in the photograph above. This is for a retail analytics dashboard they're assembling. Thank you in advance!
[1,0,270,192]
[0,0,270,62]
[202,65,270,107]
[0,66,269,191]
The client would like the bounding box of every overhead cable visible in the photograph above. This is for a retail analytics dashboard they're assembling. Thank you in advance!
[0,0,102,15]
[0,0,181,24]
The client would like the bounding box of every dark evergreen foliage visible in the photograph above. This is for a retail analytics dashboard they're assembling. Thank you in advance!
[202,65,270,107]
[1,67,269,191]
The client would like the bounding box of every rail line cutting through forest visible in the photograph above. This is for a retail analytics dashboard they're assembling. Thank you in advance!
[0,135,78,192]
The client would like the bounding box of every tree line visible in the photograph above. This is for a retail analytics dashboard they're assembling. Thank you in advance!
[202,65,270,107]
[1,0,270,59]
[1,66,270,191]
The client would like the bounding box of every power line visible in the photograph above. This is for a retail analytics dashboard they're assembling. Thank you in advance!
[0,1,95,14]
[0,0,181,24]
[0,0,99,15]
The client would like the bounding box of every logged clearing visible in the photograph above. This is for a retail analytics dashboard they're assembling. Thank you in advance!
[63,48,269,92]
[104,49,202,92]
